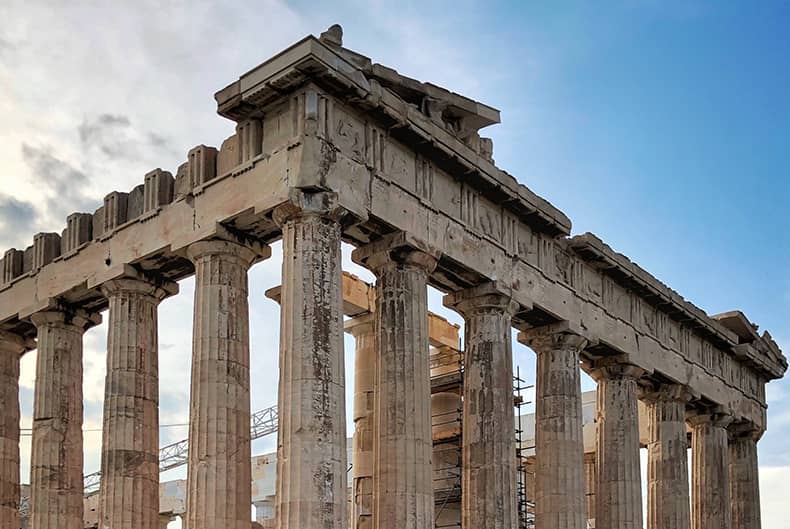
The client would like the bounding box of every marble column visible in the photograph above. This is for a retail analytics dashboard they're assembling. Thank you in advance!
[520,324,588,529]
[583,452,596,526]
[348,314,376,529]
[690,412,733,529]
[643,384,692,529]
[352,232,439,529]
[185,238,265,529]
[274,191,348,529]
[729,430,761,529]
[592,362,644,529]
[0,331,27,529]
[30,309,99,529]
[98,277,177,529]
[446,283,519,529]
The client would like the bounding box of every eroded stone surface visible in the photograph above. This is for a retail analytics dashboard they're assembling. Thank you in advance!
[643,385,692,529]
[0,331,25,529]
[184,240,260,529]
[445,283,519,529]
[520,325,588,529]
[348,315,375,529]
[690,413,732,529]
[274,192,348,529]
[583,452,596,525]
[29,310,98,529]
[593,363,644,529]
[729,433,761,529]
[98,278,175,529]
[353,233,439,529]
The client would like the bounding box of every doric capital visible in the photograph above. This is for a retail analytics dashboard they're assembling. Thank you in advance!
[686,407,734,429]
[351,231,440,275]
[100,277,178,302]
[728,421,764,442]
[588,357,645,382]
[264,286,283,305]
[186,223,270,267]
[443,281,520,319]
[639,382,695,404]
[0,330,33,356]
[272,189,359,227]
[30,306,102,332]
[518,320,594,355]
[344,313,374,338]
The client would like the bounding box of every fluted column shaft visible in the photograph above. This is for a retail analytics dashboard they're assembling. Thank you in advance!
[185,239,261,529]
[349,315,376,529]
[0,331,26,529]
[447,284,518,529]
[275,193,348,529]
[729,433,761,529]
[690,413,732,529]
[644,385,692,529]
[521,326,588,529]
[98,278,175,529]
[583,452,596,525]
[353,233,439,529]
[593,363,644,529]
[30,309,97,529]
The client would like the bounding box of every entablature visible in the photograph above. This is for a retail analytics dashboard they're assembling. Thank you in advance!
[214,32,571,238]
[570,234,786,380]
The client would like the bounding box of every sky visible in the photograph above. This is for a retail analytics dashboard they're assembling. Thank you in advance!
[0,0,788,527]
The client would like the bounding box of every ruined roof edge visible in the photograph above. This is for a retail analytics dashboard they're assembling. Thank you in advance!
[570,232,786,379]
[214,34,571,236]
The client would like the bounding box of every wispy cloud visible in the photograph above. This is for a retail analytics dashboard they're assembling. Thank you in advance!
[0,194,35,248]
[21,143,93,209]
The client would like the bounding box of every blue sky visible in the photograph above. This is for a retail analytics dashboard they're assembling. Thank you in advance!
[1,1,788,527]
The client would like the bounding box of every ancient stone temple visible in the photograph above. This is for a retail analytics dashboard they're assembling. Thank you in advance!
[0,24,785,529]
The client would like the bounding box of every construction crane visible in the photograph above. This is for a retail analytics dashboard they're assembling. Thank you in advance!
[19,405,278,518]
[81,404,279,495]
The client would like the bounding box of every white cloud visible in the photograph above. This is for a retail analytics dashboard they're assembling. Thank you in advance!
[760,466,790,529]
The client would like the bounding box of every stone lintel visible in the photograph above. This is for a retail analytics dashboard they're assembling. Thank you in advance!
[518,320,596,354]
[443,281,522,317]
[351,231,440,274]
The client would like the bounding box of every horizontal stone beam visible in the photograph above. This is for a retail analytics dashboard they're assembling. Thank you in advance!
[0,144,295,335]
